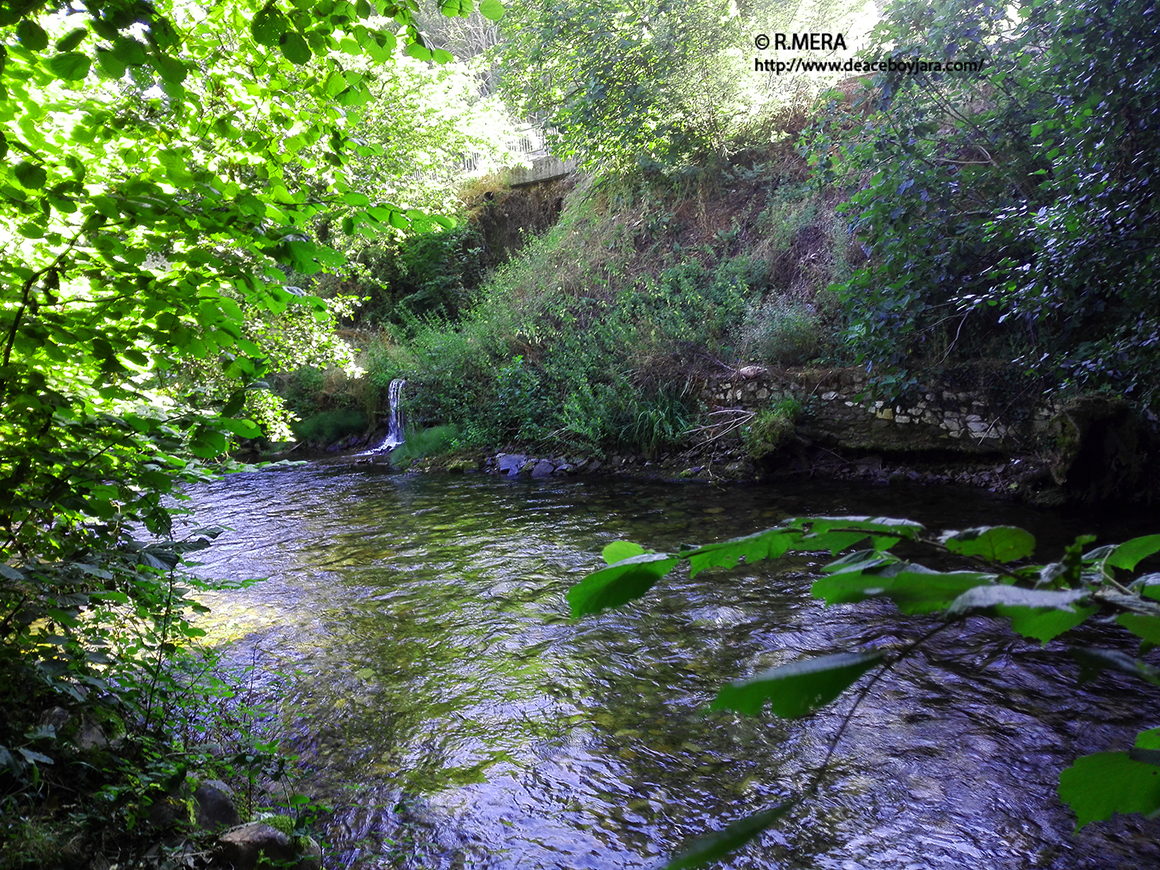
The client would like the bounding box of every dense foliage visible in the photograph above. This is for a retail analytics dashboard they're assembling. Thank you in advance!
[0,0,501,860]
[572,519,1160,868]
[495,0,876,169]
[814,0,1160,404]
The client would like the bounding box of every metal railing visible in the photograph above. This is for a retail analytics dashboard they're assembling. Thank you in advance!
[458,125,559,175]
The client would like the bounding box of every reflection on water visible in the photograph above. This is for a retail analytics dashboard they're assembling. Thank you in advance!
[185,466,1160,869]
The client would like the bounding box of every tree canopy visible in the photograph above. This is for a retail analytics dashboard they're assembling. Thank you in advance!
[0,0,503,849]
[811,0,1160,402]
[0,0,508,562]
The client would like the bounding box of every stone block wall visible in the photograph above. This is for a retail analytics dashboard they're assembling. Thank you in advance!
[701,366,1055,455]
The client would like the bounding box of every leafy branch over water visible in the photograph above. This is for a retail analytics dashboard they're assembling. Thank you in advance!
[570,518,1160,868]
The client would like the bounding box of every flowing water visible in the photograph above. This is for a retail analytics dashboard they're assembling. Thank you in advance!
[184,465,1160,870]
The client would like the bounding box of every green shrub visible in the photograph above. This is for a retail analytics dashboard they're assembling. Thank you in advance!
[743,397,802,459]
[741,295,822,365]
[388,425,462,469]
[349,225,487,326]
[290,408,368,445]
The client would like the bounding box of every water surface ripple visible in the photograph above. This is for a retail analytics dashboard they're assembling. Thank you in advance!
[185,466,1160,869]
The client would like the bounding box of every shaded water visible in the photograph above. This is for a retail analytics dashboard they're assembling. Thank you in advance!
[185,466,1160,869]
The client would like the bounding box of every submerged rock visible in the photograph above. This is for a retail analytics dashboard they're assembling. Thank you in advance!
[496,453,528,476]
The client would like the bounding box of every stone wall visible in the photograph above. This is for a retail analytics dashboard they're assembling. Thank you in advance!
[701,365,1055,455]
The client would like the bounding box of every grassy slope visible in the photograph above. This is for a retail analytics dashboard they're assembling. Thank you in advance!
[341,144,854,460]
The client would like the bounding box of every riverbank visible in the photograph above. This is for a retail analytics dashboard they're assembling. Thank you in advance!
[291,428,1062,507]
[284,362,1158,507]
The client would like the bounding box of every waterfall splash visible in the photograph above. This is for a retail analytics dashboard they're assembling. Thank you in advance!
[375,377,406,452]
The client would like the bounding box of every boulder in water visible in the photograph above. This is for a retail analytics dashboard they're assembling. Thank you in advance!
[496,453,529,476]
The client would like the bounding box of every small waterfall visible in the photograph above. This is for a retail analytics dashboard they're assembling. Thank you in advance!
[377,378,406,452]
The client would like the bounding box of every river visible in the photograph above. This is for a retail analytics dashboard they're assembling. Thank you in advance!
[183,464,1160,869]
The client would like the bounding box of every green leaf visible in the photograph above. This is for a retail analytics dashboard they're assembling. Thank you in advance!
[55,27,88,52]
[602,541,646,565]
[567,553,680,617]
[711,651,883,718]
[1117,614,1160,645]
[479,0,505,20]
[440,0,472,16]
[683,527,801,578]
[1071,647,1160,689]
[663,801,798,870]
[1136,728,1160,751]
[251,3,288,46]
[47,52,91,81]
[940,526,1036,563]
[800,516,924,540]
[14,162,47,190]
[0,564,24,581]
[1107,535,1160,571]
[405,41,433,61]
[813,566,995,615]
[190,426,228,458]
[279,31,311,65]
[95,48,127,78]
[948,585,1093,643]
[219,418,261,438]
[16,19,48,51]
[111,36,148,66]
[222,389,247,418]
[274,238,343,273]
[1059,752,1160,829]
[152,53,187,84]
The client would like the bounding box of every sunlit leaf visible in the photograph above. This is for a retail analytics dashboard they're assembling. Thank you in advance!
[440,0,473,16]
[405,42,433,61]
[479,0,505,20]
[798,515,925,540]
[711,651,883,718]
[683,527,801,578]
[813,566,995,615]
[602,541,646,565]
[219,418,261,438]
